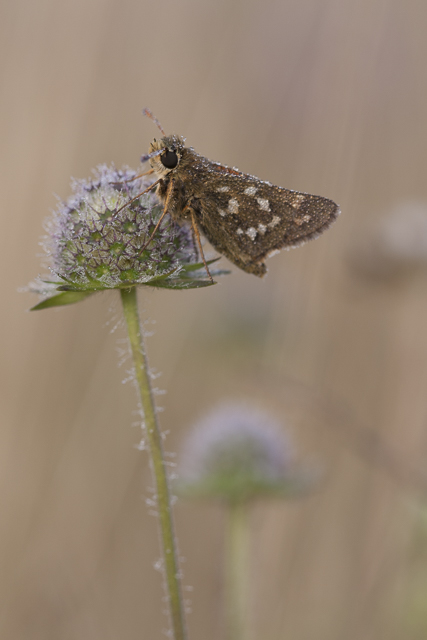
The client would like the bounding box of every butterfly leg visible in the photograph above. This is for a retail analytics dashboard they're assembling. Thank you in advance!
[190,223,199,261]
[115,178,161,215]
[189,210,214,283]
[111,168,155,185]
[110,168,155,190]
[137,177,175,255]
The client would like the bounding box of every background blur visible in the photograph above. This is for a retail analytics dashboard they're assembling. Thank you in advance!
[3,0,427,638]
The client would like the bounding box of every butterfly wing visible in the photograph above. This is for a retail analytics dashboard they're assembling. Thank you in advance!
[180,154,340,276]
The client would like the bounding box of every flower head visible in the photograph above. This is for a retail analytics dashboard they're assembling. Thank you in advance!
[178,402,312,503]
[31,165,220,309]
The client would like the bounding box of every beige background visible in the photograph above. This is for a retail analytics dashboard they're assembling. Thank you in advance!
[2,0,427,638]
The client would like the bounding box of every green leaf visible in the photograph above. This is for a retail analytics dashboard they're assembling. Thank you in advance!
[181,257,221,272]
[143,267,180,284]
[30,291,95,310]
[40,279,69,285]
[144,277,216,290]
[56,284,102,292]
[180,268,230,280]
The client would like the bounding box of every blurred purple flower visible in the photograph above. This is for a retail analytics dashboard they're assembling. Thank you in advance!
[178,402,313,503]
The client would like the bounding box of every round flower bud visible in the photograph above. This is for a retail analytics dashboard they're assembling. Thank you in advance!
[47,165,196,286]
[178,402,311,503]
[30,165,216,309]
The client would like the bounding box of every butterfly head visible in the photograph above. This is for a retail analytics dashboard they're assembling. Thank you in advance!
[148,135,185,178]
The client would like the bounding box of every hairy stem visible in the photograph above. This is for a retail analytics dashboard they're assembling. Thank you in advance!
[120,287,187,640]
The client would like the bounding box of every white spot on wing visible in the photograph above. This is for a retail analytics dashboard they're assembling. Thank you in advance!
[228,198,239,214]
[257,223,267,235]
[217,186,230,193]
[294,213,312,226]
[268,216,280,228]
[291,194,305,209]
[244,186,258,196]
[257,198,270,212]
[246,227,257,241]
[218,209,227,217]
[236,228,243,235]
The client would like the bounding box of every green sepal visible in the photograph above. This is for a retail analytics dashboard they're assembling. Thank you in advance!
[56,283,105,292]
[144,277,216,290]
[142,267,180,283]
[180,268,230,280]
[32,259,222,306]
[181,257,221,272]
[55,267,181,292]
[176,474,313,504]
[30,290,95,310]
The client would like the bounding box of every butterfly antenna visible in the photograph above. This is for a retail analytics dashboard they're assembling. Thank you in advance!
[143,108,166,136]
[140,148,165,164]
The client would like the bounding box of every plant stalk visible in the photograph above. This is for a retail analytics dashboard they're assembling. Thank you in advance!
[120,287,187,640]
[226,500,250,640]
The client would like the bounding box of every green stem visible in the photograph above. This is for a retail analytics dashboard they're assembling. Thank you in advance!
[226,501,250,640]
[120,287,187,640]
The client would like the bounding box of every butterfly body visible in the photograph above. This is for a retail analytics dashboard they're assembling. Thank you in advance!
[148,134,339,276]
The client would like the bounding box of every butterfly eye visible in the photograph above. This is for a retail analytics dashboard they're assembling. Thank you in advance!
[161,150,178,169]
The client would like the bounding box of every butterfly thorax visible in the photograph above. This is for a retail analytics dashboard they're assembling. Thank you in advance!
[149,136,215,221]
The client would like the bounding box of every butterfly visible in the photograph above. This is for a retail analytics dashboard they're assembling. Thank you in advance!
[128,109,340,281]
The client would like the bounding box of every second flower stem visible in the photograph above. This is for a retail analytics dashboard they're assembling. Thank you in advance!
[226,500,250,640]
[120,287,187,640]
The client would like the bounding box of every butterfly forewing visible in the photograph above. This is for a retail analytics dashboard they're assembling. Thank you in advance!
[178,154,339,275]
